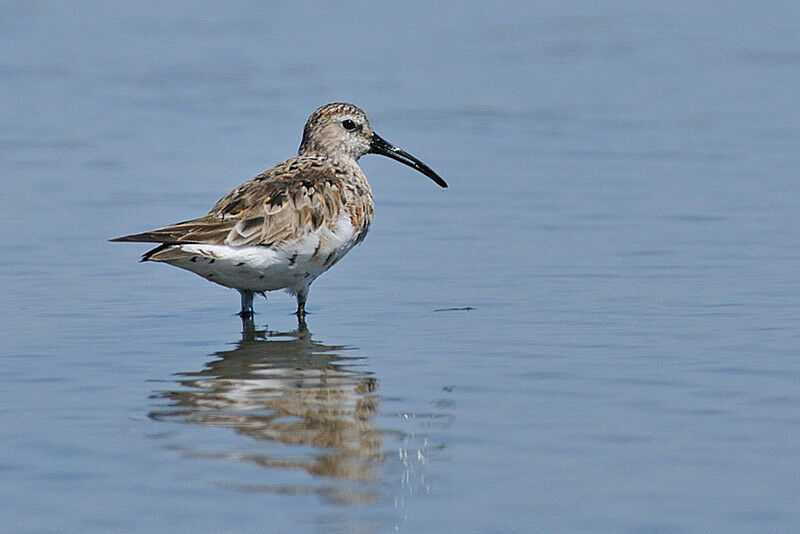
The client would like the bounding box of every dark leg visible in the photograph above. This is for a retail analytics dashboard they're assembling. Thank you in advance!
[295,287,308,326]
[238,290,255,317]
[240,313,256,337]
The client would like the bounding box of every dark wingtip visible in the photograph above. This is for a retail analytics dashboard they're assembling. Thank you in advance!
[109,232,171,244]
[109,234,142,242]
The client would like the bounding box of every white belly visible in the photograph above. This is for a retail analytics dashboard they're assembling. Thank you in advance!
[165,213,361,293]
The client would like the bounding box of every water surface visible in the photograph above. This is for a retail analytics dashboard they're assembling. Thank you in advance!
[2,2,800,532]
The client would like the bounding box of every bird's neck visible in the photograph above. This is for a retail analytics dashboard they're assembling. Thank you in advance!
[300,147,359,166]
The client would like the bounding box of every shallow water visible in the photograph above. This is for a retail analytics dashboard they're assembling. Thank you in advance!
[3,2,800,532]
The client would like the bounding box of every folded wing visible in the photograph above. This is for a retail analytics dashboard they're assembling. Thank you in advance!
[110,157,350,259]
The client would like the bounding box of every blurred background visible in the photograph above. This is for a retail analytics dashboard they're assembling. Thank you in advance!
[2,2,800,532]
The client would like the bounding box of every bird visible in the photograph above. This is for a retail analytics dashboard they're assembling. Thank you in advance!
[111,103,447,323]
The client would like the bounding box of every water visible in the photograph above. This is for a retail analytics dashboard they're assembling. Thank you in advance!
[2,2,800,532]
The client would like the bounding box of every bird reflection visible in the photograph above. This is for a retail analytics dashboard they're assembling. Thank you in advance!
[149,318,383,487]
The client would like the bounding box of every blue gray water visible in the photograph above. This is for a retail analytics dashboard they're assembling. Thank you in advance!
[2,2,800,532]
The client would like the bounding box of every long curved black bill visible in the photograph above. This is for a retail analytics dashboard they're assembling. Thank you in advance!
[368,133,448,188]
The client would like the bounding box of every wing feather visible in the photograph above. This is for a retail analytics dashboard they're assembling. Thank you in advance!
[110,156,350,251]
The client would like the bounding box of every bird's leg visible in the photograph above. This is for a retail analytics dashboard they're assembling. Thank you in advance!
[295,288,308,326]
[238,290,255,318]
[240,314,256,336]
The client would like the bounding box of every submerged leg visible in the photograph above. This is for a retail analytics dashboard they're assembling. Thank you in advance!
[238,290,255,317]
[295,287,308,325]
[240,313,256,336]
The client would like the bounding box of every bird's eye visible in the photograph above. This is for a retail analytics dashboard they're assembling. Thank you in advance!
[342,119,357,131]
